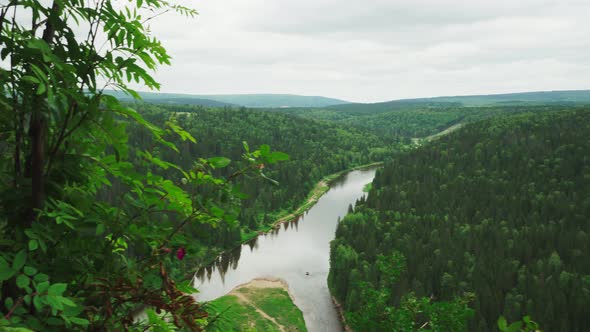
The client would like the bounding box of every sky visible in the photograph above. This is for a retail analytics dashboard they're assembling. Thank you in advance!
[115,0,590,102]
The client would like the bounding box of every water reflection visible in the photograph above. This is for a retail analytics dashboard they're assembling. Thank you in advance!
[193,168,377,332]
[195,218,310,284]
[196,218,307,283]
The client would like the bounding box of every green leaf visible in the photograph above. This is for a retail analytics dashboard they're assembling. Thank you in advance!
[0,257,16,281]
[167,121,196,143]
[24,266,37,276]
[497,316,508,331]
[96,224,105,235]
[33,296,43,311]
[46,317,63,325]
[21,75,40,84]
[64,302,85,319]
[210,206,224,218]
[59,296,76,307]
[36,83,46,95]
[146,308,172,330]
[46,294,63,313]
[69,317,89,326]
[36,281,50,294]
[260,144,271,157]
[208,157,231,168]
[506,322,523,332]
[16,274,30,289]
[144,272,163,290]
[4,297,13,310]
[176,280,198,294]
[48,283,67,296]
[33,273,49,283]
[270,151,289,163]
[12,250,26,271]
[28,240,38,251]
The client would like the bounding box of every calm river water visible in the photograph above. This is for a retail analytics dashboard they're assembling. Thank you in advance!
[193,168,377,331]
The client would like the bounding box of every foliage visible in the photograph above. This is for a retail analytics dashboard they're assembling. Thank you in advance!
[498,316,542,332]
[265,103,585,140]
[0,0,288,330]
[117,103,400,265]
[329,109,589,331]
[331,248,474,331]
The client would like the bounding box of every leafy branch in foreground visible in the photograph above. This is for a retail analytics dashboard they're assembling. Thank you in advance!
[0,0,288,330]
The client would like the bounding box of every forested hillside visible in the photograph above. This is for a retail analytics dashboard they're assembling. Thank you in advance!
[329,109,590,331]
[124,103,397,263]
[265,103,585,140]
[406,89,590,106]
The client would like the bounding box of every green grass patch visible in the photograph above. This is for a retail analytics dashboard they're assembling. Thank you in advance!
[238,288,307,331]
[206,294,282,332]
[206,286,307,332]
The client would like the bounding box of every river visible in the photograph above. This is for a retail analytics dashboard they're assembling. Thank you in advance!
[193,167,377,331]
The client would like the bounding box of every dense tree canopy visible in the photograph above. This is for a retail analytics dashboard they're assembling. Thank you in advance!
[2,0,588,331]
[0,0,275,330]
[117,102,399,264]
[329,109,590,331]
[265,103,585,140]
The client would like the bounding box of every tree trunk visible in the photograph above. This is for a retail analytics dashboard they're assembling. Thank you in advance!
[27,0,59,225]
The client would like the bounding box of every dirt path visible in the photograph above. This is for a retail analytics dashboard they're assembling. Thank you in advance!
[229,278,294,332]
[232,291,286,331]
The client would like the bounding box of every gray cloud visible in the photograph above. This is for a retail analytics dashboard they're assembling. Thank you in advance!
[141,0,590,102]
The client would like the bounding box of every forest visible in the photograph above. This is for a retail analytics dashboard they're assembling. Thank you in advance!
[263,102,587,140]
[1,0,589,330]
[328,109,590,331]
[120,102,399,264]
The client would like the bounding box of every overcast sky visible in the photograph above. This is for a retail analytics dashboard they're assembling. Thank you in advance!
[145,0,590,102]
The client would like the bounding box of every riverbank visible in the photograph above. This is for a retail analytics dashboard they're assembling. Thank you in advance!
[206,278,307,332]
[260,162,384,234]
[194,162,383,271]
[331,296,354,332]
[194,167,379,331]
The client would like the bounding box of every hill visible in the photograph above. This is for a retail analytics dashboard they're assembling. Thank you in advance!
[266,103,582,141]
[410,89,590,106]
[109,90,349,107]
[327,90,590,112]
[259,91,590,141]
[329,109,590,331]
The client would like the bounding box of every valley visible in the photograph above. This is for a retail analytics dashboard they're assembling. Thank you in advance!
[2,1,589,330]
[94,98,590,331]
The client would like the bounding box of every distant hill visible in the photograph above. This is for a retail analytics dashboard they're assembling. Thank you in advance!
[330,89,590,112]
[135,97,234,108]
[265,90,590,140]
[193,94,349,108]
[108,90,349,108]
[409,89,590,106]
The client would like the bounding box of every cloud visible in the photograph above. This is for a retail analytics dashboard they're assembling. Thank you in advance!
[136,0,590,102]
